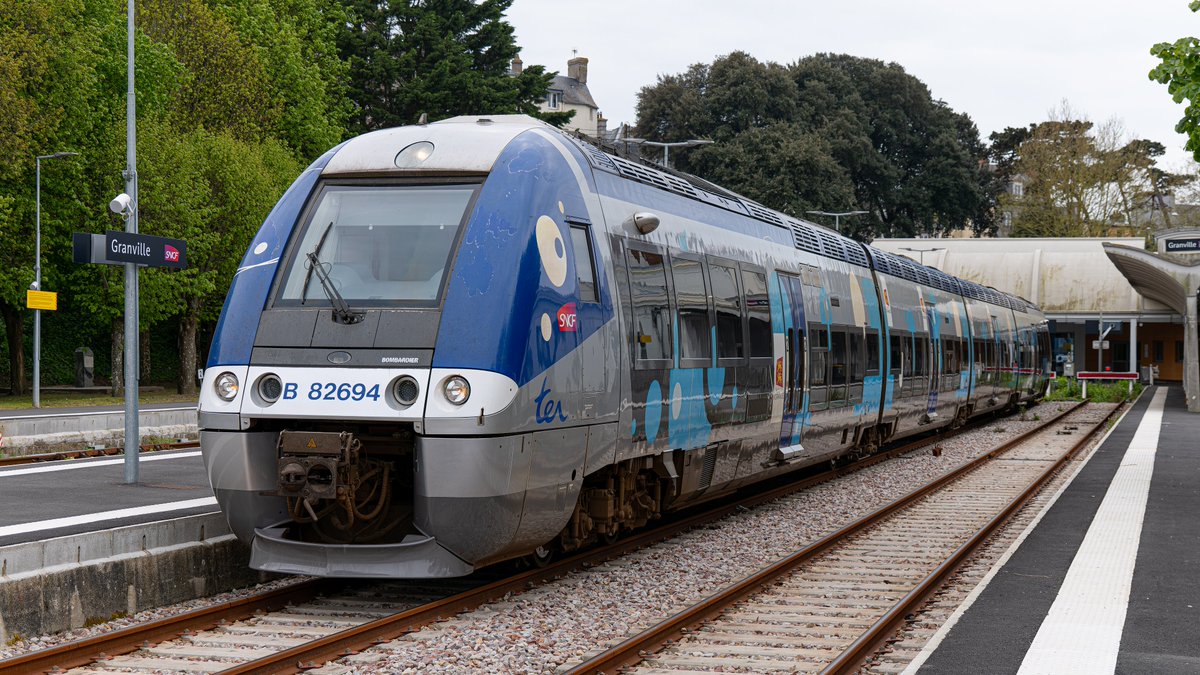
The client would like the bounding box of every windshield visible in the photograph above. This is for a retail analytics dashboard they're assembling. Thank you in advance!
[276,184,476,306]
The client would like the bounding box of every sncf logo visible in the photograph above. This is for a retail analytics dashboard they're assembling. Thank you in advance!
[164,244,180,262]
[557,303,577,332]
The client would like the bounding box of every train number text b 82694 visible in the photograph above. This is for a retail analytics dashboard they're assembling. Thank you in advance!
[281,382,382,402]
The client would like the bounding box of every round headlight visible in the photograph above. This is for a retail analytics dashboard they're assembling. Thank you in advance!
[214,372,240,401]
[258,373,283,404]
[443,375,470,405]
[393,375,420,406]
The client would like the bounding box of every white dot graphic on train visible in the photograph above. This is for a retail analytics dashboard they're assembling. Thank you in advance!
[540,313,552,341]
[536,215,568,287]
[253,242,268,255]
[672,382,683,420]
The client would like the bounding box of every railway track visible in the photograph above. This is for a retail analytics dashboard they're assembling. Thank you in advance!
[0,403,1075,675]
[563,400,1116,674]
[0,441,198,468]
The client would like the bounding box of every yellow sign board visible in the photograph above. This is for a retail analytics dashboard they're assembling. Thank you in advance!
[26,290,57,311]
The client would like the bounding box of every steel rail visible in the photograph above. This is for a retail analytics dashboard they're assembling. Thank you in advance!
[824,401,1120,674]
[0,579,334,675]
[563,399,1091,675]
[224,403,1079,675]
[0,402,1057,674]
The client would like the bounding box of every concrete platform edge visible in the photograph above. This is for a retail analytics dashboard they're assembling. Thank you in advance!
[0,513,270,643]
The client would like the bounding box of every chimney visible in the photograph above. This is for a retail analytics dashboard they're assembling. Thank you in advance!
[568,57,588,84]
[597,113,607,138]
[511,56,523,75]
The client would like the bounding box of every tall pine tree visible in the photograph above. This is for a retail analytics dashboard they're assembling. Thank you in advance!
[338,0,568,131]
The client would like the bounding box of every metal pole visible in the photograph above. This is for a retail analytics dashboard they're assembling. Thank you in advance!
[34,157,41,409]
[123,0,140,484]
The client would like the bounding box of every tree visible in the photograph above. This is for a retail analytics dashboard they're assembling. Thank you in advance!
[635,52,992,240]
[337,0,567,131]
[1151,1,1200,162]
[998,104,1193,238]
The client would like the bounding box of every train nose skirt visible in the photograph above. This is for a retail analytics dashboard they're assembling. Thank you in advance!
[250,522,474,578]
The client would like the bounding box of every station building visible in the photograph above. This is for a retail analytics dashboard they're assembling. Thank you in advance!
[872,234,1200,412]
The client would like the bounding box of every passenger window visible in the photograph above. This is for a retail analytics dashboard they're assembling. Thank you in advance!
[850,330,865,382]
[710,263,744,360]
[866,330,880,374]
[671,256,711,363]
[809,324,828,386]
[741,268,772,358]
[890,334,903,373]
[830,330,848,386]
[569,225,598,303]
[626,248,672,363]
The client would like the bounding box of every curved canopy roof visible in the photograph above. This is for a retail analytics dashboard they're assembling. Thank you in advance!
[1102,243,1200,315]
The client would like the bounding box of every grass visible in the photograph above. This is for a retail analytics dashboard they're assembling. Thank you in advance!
[0,389,197,410]
[1044,379,1143,403]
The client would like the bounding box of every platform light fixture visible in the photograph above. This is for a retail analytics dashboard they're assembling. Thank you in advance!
[806,210,868,234]
[898,246,946,267]
[621,138,714,169]
[33,151,79,410]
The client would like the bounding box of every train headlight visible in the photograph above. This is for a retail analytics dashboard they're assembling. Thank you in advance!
[392,375,420,406]
[443,375,470,405]
[214,372,240,401]
[257,373,283,404]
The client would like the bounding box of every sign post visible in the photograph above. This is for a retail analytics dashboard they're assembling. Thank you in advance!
[72,230,186,484]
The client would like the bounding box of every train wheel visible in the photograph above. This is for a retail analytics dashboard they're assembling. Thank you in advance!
[529,544,555,568]
[601,529,620,546]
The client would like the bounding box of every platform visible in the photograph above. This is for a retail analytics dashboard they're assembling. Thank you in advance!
[911,385,1199,674]
[0,448,216,547]
[0,401,197,452]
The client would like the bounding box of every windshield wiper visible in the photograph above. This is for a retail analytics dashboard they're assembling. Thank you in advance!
[300,221,364,325]
[301,221,335,304]
[306,252,365,324]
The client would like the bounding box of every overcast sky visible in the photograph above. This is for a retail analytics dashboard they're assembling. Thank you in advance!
[506,0,1199,170]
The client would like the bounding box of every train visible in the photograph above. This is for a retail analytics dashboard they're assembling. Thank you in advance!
[199,115,1050,578]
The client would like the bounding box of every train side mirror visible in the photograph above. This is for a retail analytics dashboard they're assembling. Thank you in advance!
[630,212,660,234]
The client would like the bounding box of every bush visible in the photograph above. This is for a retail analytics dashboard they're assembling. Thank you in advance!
[1044,379,1142,403]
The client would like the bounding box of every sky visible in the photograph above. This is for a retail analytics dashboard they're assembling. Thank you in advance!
[505,0,1200,170]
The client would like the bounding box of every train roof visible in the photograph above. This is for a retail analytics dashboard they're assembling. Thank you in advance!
[319,115,1033,313]
[560,129,1033,312]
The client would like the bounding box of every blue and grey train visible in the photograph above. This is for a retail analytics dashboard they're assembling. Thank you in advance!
[199,115,1050,578]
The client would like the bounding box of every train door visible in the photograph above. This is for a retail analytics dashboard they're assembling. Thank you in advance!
[567,218,608,420]
[778,273,806,458]
[925,305,940,417]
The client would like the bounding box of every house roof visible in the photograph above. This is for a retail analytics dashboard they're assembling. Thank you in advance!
[550,74,597,109]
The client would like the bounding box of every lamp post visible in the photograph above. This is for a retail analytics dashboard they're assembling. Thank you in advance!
[622,138,714,169]
[806,209,868,233]
[34,151,78,409]
[898,246,945,267]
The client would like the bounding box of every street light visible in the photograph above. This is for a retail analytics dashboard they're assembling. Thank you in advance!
[806,210,868,233]
[898,246,945,267]
[622,138,714,169]
[34,151,79,409]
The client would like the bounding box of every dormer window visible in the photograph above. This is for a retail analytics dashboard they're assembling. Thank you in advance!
[547,91,563,109]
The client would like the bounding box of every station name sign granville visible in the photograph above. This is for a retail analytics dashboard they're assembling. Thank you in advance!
[73,231,187,269]
[1164,238,1200,253]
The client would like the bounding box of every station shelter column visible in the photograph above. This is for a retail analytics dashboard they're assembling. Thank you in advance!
[1187,292,1199,411]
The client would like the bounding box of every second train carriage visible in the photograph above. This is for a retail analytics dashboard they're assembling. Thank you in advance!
[199,115,1050,578]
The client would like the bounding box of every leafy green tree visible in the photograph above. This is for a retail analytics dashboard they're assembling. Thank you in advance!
[635,52,991,240]
[1151,1,1200,162]
[210,0,351,159]
[337,0,567,130]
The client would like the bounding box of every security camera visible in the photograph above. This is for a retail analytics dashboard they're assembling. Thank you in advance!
[109,193,132,216]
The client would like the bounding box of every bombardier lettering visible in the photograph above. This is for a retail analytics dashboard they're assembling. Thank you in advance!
[381,356,419,364]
